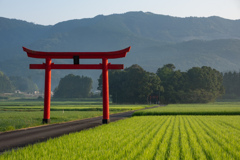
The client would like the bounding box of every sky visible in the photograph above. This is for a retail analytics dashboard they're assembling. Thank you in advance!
[0,0,240,25]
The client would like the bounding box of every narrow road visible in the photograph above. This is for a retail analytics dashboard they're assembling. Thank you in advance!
[0,105,161,153]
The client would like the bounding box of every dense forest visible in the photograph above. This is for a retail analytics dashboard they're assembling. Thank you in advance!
[0,71,15,93]
[53,74,93,99]
[0,71,38,94]
[222,71,240,99]
[157,64,224,103]
[98,64,162,104]
[1,66,240,103]
[98,64,225,104]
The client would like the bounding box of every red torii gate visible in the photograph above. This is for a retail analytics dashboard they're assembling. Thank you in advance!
[23,46,131,124]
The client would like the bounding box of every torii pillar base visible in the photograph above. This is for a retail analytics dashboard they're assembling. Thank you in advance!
[102,119,110,124]
[43,119,51,124]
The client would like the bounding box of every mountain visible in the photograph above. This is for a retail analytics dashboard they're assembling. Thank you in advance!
[0,11,240,90]
[133,39,240,72]
[0,17,51,61]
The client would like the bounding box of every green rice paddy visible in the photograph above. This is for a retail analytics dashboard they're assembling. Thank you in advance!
[1,101,240,159]
[1,116,239,159]
[133,103,240,116]
[0,100,153,132]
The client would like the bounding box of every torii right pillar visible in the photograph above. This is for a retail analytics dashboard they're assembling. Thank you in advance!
[102,58,109,124]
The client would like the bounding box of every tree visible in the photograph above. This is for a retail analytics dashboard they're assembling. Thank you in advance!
[156,64,187,103]
[98,64,162,104]
[156,64,224,103]
[187,66,224,102]
[54,74,92,98]
[0,71,15,93]
[222,71,240,98]
[9,76,39,93]
[156,63,175,82]
[122,65,152,103]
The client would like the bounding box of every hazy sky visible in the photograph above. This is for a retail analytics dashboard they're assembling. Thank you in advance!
[0,0,239,25]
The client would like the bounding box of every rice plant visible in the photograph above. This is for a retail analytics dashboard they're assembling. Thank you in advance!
[1,116,240,160]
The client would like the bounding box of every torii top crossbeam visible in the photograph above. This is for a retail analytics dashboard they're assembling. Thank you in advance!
[23,46,131,124]
[23,47,131,59]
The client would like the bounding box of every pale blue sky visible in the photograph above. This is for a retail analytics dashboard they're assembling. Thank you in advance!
[0,0,239,25]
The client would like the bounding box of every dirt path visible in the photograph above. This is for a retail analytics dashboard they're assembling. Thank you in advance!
[0,105,161,153]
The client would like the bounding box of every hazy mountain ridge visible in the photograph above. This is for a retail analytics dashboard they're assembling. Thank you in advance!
[134,39,240,72]
[39,12,240,44]
[0,12,240,90]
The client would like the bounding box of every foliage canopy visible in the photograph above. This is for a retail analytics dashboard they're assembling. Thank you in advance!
[54,74,92,98]
[0,71,14,93]
[98,64,224,104]
[98,64,162,104]
[9,76,39,93]
[156,64,224,103]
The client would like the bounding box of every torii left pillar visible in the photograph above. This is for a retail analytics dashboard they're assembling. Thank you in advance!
[23,46,131,124]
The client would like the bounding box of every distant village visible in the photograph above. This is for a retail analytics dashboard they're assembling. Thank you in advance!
[2,90,46,98]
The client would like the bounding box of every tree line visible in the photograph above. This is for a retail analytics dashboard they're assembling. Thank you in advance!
[53,74,92,99]
[0,71,38,94]
[98,64,224,104]
[3,65,237,103]
[98,64,162,104]
[222,71,240,99]
[53,64,225,103]
[156,64,224,103]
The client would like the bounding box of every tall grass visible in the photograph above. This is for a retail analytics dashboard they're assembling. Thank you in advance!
[1,116,240,159]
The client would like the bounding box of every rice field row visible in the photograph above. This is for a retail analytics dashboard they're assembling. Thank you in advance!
[0,101,153,132]
[1,105,145,112]
[1,116,240,159]
[0,99,102,106]
[0,111,103,132]
[134,103,240,116]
